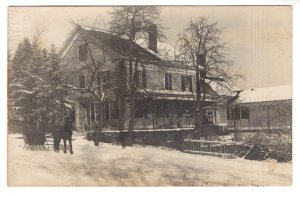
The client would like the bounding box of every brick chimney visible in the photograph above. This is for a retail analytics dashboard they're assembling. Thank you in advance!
[147,24,157,52]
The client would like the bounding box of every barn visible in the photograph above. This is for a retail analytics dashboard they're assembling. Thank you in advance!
[225,85,292,132]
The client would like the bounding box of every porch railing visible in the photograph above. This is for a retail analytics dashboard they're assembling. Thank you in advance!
[183,139,241,157]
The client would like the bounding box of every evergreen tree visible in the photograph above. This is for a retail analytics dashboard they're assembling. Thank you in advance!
[8,37,63,133]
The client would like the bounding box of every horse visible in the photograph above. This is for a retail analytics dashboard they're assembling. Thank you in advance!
[52,112,74,154]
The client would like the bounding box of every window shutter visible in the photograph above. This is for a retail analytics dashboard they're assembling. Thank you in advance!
[189,76,192,92]
[142,69,147,88]
[79,44,87,61]
[79,75,85,88]
[181,75,185,91]
[165,73,168,89]
[135,70,141,86]
[169,74,172,90]
[91,103,95,121]
[97,72,101,86]
[103,70,111,89]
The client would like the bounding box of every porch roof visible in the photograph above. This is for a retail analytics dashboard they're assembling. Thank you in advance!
[136,88,215,101]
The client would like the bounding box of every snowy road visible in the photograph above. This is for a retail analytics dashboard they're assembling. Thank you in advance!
[7,134,292,186]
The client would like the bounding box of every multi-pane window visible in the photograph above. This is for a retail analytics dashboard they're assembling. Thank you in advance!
[79,75,85,88]
[240,106,250,119]
[97,70,111,89]
[79,44,87,61]
[226,106,250,120]
[181,75,192,92]
[232,107,241,120]
[165,73,172,90]
[135,69,147,88]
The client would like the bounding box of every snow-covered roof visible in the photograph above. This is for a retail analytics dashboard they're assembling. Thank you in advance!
[237,84,292,103]
[135,39,179,61]
[208,81,240,96]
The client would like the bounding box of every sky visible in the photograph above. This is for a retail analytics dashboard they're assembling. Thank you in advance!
[8,6,292,90]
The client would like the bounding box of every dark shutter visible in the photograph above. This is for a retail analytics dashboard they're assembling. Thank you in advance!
[181,75,185,91]
[169,74,172,90]
[103,70,111,89]
[226,107,231,120]
[165,73,168,90]
[135,70,140,86]
[142,69,147,88]
[79,75,85,88]
[91,103,95,121]
[105,101,110,120]
[189,76,192,92]
[79,44,87,61]
[97,72,101,86]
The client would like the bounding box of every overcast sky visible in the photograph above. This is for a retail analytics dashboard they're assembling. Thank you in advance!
[8,6,292,90]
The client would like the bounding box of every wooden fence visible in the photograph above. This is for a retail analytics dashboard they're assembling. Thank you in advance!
[183,139,242,157]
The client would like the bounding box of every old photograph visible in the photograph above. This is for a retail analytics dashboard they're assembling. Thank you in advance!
[7,6,292,186]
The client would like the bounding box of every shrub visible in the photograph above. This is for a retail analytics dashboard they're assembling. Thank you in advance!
[242,132,292,162]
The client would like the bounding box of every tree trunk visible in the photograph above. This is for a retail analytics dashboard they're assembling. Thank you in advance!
[94,101,103,146]
[195,67,202,134]
[127,59,138,146]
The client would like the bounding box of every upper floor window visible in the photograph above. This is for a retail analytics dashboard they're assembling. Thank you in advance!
[135,69,147,88]
[165,73,172,90]
[79,44,87,61]
[181,75,192,92]
[97,70,111,89]
[79,74,85,88]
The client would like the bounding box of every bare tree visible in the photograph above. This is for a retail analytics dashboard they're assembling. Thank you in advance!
[177,17,242,135]
[109,6,165,145]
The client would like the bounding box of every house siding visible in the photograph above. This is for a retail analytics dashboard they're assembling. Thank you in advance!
[60,27,221,131]
[226,100,292,131]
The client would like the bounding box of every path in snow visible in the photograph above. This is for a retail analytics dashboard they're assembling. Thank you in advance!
[7,134,292,186]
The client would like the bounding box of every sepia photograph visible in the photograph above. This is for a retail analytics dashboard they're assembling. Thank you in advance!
[6,5,292,187]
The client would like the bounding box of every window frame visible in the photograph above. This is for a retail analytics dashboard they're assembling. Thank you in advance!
[78,44,88,61]
[181,75,193,92]
[165,73,172,90]
[240,106,250,120]
[79,74,86,88]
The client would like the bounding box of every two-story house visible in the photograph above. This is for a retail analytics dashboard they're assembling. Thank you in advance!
[59,25,226,132]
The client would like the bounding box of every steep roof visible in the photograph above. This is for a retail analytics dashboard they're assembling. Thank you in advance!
[237,84,292,103]
[79,25,161,62]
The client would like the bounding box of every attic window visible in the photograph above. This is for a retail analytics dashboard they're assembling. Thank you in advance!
[79,44,87,61]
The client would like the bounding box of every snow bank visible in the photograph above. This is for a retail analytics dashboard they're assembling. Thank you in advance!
[7,134,292,186]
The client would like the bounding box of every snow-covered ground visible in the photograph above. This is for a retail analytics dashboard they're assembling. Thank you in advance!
[7,133,292,186]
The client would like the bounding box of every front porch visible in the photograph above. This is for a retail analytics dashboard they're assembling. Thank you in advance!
[74,97,224,131]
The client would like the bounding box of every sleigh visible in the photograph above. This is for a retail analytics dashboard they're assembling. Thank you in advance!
[22,130,51,151]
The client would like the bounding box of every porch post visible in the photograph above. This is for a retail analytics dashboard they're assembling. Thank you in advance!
[153,102,157,129]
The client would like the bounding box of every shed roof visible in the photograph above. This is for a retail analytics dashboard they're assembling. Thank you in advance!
[237,84,292,103]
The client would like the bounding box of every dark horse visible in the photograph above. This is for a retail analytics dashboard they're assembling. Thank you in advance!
[52,111,74,154]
